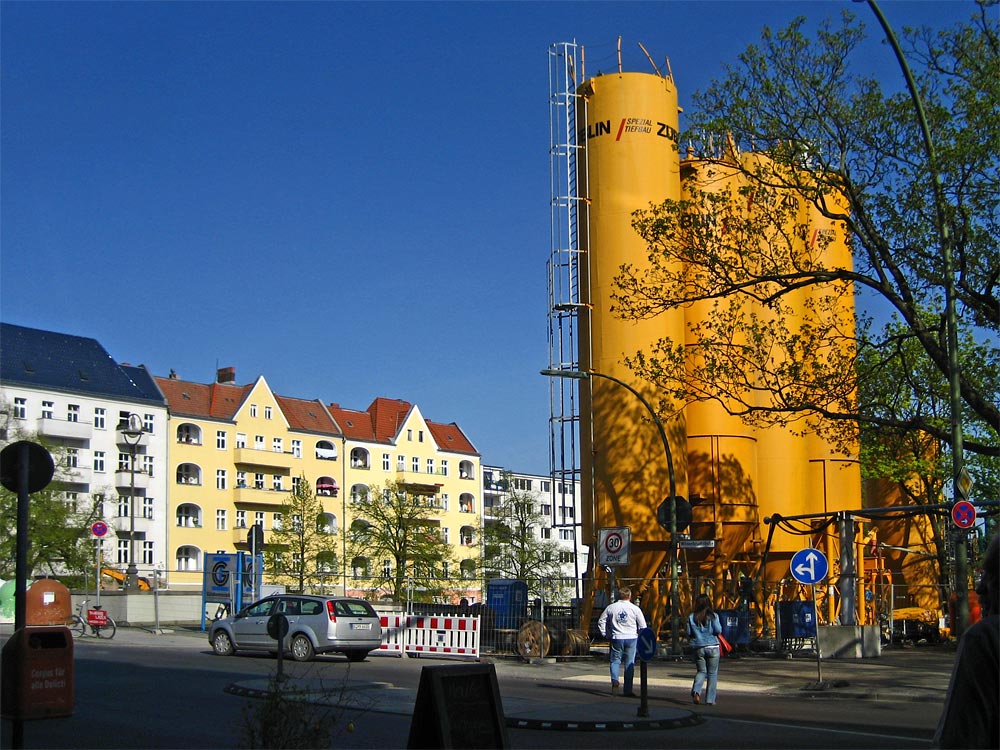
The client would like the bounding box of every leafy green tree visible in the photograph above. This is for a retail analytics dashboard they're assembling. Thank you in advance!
[264,475,340,594]
[480,471,565,599]
[0,414,104,581]
[344,480,456,603]
[613,6,998,478]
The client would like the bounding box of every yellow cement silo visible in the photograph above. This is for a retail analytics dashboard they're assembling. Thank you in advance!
[575,66,862,636]
[576,71,686,624]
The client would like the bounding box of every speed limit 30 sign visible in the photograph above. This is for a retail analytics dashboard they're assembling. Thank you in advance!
[599,527,631,566]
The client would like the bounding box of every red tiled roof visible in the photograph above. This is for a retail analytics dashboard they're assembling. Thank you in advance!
[426,420,479,456]
[367,397,413,443]
[327,404,376,442]
[274,395,341,436]
[154,376,251,420]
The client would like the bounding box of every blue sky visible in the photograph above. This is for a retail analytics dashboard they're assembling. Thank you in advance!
[1,1,974,474]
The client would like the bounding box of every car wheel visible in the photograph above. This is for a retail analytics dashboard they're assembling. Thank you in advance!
[211,630,235,656]
[290,633,315,662]
[345,649,369,662]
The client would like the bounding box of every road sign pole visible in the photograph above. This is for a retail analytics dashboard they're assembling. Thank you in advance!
[95,539,101,608]
[638,660,649,717]
[812,584,822,684]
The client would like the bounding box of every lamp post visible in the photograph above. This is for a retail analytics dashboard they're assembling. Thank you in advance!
[542,368,681,655]
[858,0,968,635]
[121,413,145,591]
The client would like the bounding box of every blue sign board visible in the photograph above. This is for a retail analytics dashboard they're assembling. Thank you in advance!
[637,627,658,662]
[790,547,828,585]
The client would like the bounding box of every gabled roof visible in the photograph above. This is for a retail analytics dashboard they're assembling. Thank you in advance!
[327,397,479,456]
[154,376,251,421]
[426,420,479,457]
[326,404,376,442]
[0,322,166,406]
[274,395,342,437]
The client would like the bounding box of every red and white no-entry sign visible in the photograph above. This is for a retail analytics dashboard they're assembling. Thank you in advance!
[598,527,631,566]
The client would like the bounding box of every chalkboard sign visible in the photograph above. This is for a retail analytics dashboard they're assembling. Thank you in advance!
[407,663,508,749]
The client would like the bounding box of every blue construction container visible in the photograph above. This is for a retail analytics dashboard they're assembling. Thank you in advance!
[486,579,528,630]
[777,600,816,639]
[717,608,751,645]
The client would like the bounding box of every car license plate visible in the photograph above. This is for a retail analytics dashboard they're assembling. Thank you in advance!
[351,623,371,630]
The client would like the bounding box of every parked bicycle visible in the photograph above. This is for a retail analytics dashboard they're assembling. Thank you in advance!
[69,600,116,639]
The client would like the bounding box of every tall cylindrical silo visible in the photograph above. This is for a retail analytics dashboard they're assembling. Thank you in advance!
[577,71,686,625]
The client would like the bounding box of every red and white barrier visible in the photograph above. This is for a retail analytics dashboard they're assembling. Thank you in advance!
[377,614,480,658]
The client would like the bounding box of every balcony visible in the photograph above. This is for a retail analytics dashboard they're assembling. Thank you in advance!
[55,466,93,486]
[112,515,155,535]
[37,417,92,441]
[233,447,295,470]
[115,469,151,490]
[233,485,289,504]
[232,525,252,544]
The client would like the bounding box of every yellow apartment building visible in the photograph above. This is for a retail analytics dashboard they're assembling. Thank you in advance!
[155,368,482,601]
[329,397,483,603]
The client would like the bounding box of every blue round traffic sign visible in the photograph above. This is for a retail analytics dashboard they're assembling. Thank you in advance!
[951,500,976,529]
[790,547,828,585]
[637,627,658,662]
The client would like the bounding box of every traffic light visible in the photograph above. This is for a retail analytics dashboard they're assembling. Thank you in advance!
[656,496,691,533]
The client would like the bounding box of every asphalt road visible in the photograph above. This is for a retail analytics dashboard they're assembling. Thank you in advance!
[1,626,952,750]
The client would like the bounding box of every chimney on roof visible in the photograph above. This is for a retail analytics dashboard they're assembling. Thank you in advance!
[169,369,178,379]
[217,366,236,384]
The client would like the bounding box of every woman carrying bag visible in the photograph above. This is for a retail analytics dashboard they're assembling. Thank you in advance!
[687,594,723,705]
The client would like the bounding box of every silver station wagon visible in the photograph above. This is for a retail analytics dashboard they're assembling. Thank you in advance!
[209,594,383,662]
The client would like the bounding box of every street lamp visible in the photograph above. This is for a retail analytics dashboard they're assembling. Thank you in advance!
[857,0,968,635]
[541,368,682,656]
[121,413,145,591]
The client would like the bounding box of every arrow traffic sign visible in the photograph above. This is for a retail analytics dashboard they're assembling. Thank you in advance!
[637,627,658,662]
[790,547,828,585]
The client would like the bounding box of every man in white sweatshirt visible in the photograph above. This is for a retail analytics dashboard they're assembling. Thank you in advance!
[598,586,647,696]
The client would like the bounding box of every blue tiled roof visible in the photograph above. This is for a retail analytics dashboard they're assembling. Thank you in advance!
[0,323,166,406]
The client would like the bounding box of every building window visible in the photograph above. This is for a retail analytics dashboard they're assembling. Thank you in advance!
[236,433,247,449]
[142,542,154,566]
[442,527,450,543]
[42,401,54,420]
[65,448,79,469]
[94,407,106,429]
[217,431,227,449]
[142,455,153,476]
[412,457,420,473]
[143,497,154,519]
[236,510,247,528]
[440,460,448,477]
[426,458,434,475]
[216,470,227,490]
[383,453,390,471]
[254,435,264,450]
[117,540,129,565]
[64,492,78,512]
[272,513,282,530]
[250,404,257,418]
[272,475,282,491]
[216,509,227,530]
[541,480,551,492]
[255,511,265,527]
[13,398,26,419]
[418,430,424,442]
[176,546,199,572]
[273,438,282,453]
[236,471,247,488]
[560,528,573,540]
[541,527,551,539]
[291,440,302,458]
[264,406,272,419]
[254,473,264,490]
[93,451,106,472]
[514,478,532,491]
[67,404,80,422]
[117,495,131,518]
[143,414,154,433]
[291,476,300,493]
[407,429,413,441]
[397,455,405,471]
